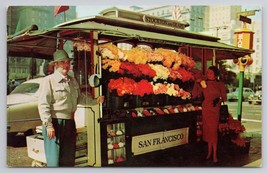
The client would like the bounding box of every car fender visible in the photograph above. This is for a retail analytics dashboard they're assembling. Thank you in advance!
[7,101,41,133]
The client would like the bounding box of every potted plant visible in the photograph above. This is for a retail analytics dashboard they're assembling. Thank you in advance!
[218,114,250,154]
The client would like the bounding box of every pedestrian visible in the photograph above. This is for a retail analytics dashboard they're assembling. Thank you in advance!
[192,66,227,164]
[38,49,104,167]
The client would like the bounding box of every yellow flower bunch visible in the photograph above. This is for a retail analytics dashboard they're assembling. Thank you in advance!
[179,52,196,69]
[154,48,182,70]
[166,83,179,96]
[148,64,170,81]
[124,47,149,64]
[148,51,163,62]
[102,59,121,72]
[99,43,125,60]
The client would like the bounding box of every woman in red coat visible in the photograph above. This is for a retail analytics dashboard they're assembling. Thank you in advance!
[192,66,227,163]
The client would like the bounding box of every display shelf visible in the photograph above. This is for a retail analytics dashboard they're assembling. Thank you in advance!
[104,122,127,165]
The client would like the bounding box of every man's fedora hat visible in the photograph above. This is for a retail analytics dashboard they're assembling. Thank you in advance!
[50,49,73,64]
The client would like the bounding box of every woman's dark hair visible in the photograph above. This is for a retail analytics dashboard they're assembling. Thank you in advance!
[208,66,220,77]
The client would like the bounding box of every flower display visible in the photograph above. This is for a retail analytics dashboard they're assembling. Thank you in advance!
[108,77,191,99]
[99,44,195,69]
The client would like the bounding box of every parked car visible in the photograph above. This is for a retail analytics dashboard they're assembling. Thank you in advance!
[248,90,262,105]
[7,76,88,137]
[227,87,254,102]
[7,78,43,136]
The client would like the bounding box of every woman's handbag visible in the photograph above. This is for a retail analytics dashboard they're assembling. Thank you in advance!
[220,102,229,123]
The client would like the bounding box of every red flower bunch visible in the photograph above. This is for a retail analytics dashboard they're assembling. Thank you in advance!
[108,77,153,97]
[169,69,183,80]
[177,68,194,82]
[218,116,246,135]
[136,64,156,78]
[169,68,194,82]
[118,62,156,78]
[108,77,136,96]
[175,88,191,100]
[227,116,246,133]
[132,80,153,96]
[119,62,142,77]
[231,137,246,147]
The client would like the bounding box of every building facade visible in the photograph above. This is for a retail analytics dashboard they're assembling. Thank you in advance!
[131,5,206,32]
[7,6,76,81]
[131,5,261,88]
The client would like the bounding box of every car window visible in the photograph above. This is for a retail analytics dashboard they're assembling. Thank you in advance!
[10,83,39,95]
[235,88,253,93]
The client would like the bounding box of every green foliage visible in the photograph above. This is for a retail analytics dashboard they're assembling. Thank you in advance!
[217,60,238,86]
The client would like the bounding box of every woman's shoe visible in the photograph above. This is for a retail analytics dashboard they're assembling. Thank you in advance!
[213,159,218,164]
[205,155,211,160]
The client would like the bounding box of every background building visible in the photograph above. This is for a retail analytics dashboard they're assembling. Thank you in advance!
[131,5,206,32]
[7,6,76,88]
[130,5,261,89]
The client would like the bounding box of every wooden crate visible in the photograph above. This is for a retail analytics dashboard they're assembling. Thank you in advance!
[27,128,88,166]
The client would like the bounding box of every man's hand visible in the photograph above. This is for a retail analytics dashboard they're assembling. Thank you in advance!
[97,96,105,104]
[46,126,55,139]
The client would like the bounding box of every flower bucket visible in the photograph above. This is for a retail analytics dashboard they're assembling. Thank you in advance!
[111,96,124,109]
[237,140,251,154]
[228,139,251,155]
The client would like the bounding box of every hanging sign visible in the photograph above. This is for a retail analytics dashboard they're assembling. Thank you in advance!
[239,15,252,24]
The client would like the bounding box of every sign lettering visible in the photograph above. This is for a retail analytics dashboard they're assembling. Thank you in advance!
[143,15,186,29]
[132,128,189,155]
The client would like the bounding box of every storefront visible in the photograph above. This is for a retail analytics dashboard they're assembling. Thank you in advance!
[7,7,253,167]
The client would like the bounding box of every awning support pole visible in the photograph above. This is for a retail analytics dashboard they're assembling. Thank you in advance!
[212,49,216,66]
[237,71,244,121]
